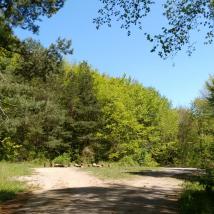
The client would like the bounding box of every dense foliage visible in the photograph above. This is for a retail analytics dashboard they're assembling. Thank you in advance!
[180,181,214,214]
[177,99,214,168]
[0,0,65,52]
[0,40,213,168]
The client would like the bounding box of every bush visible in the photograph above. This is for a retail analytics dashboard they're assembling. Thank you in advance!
[118,156,138,167]
[0,138,22,161]
[180,182,214,214]
[140,153,159,167]
[53,153,71,165]
[200,169,214,191]
[81,146,95,163]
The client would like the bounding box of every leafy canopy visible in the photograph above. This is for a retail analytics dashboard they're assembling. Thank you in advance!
[0,0,65,51]
[95,0,214,58]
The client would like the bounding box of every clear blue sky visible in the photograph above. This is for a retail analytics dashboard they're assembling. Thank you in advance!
[15,0,214,107]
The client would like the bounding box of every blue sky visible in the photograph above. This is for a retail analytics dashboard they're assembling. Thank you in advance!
[15,0,214,107]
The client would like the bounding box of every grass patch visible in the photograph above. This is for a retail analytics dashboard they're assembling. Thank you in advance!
[83,164,159,180]
[180,181,214,214]
[0,162,34,203]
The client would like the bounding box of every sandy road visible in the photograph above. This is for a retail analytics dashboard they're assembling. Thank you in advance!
[3,167,197,214]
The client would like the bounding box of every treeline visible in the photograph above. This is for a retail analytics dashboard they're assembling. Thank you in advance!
[0,39,213,167]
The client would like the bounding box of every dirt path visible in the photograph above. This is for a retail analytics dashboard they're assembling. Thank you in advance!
[3,167,196,214]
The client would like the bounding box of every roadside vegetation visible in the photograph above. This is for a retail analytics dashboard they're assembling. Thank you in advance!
[180,181,214,214]
[0,162,34,202]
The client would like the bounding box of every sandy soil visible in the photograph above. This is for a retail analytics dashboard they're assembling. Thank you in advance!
[2,167,197,214]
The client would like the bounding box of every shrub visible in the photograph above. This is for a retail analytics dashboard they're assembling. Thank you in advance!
[81,146,95,163]
[53,153,71,165]
[180,182,214,214]
[0,138,22,161]
[140,153,159,167]
[118,156,138,167]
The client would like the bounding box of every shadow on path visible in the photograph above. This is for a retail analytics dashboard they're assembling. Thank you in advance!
[127,168,201,182]
[8,184,179,214]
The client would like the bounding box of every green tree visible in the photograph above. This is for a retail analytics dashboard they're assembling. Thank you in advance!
[62,62,102,162]
[0,40,70,161]
[14,38,72,81]
[94,73,178,165]
[177,107,199,166]
[206,76,214,110]
[192,98,214,168]
[0,0,65,52]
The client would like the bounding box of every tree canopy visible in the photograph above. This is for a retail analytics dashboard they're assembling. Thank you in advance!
[206,76,214,110]
[0,0,65,51]
[95,0,214,58]
[0,39,213,168]
[1,1,214,58]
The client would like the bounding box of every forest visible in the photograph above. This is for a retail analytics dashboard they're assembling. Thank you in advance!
[0,38,213,169]
[0,1,214,213]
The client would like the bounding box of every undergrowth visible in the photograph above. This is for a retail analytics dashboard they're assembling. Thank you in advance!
[0,162,34,202]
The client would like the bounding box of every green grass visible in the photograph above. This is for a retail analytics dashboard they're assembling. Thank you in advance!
[83,164,159,180]
[180,181,214,214]
[0,162,34,203]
